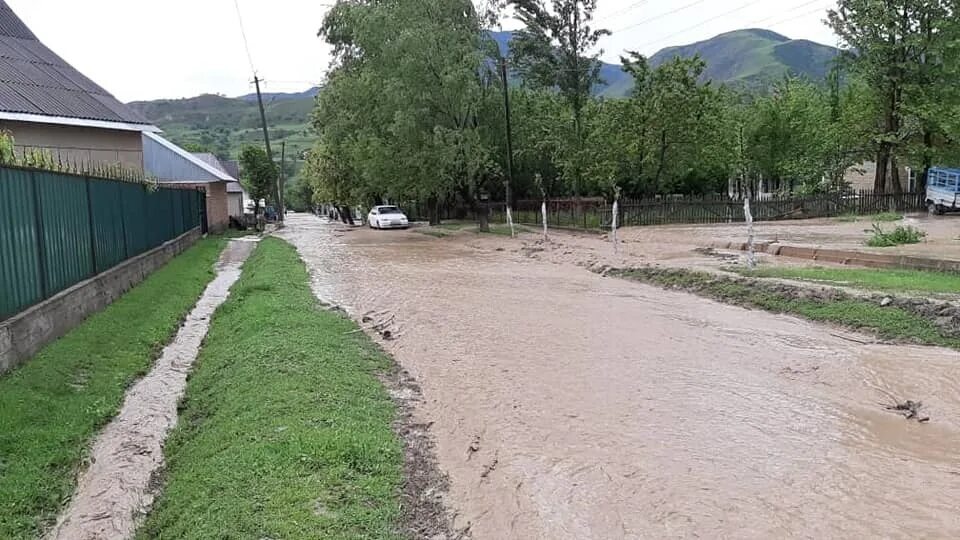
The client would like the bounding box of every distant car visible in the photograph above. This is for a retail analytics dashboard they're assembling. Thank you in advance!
[367,205,409,229]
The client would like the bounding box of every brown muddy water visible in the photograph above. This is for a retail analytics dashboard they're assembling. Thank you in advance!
[48,239,257,540]
[280,215,960,540]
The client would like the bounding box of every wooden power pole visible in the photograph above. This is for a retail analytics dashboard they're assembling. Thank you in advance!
[252,75,280,216]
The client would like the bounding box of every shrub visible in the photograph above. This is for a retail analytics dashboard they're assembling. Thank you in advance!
[867,224,926,247]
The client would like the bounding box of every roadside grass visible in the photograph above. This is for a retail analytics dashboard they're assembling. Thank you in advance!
[836,212,903,223]
[0,237,225,539]
[733,266,960,295]
[611,267,960,350]
[138,238,402,540]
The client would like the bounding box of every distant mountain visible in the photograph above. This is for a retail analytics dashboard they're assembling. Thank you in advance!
[237,87,321,103]
[128,92,317,165]
[491,28,840,96]
[649,29,840,86]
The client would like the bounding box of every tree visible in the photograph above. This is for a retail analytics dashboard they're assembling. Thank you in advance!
[828,0,958,192]
[509,0,609,201]
[313,0,500,224]
[239,145,276,224]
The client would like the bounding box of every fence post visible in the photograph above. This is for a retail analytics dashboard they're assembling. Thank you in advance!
[30,171,48,300]
[84,177,98,275]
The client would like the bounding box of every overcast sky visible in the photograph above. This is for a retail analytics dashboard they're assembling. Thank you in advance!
[6,0,839,103]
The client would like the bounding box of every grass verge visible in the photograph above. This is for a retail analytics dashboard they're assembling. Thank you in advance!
[0,237,225,539]
[732,266,960,295]
[138,237,403,540]
[609,267,960,350]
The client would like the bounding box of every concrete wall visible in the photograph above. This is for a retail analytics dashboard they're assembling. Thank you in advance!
[179,182,229,232]
[0,228,201,375]
[0,121,144,171]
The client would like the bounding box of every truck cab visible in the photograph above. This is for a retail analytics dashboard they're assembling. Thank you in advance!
[926,167,960,215]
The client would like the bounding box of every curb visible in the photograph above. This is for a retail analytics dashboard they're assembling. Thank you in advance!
[710,240,960,273]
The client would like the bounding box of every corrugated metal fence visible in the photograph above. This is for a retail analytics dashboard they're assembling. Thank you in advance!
[0,165,204,321]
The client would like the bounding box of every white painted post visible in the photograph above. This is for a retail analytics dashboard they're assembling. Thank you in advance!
[506,206,516,238]
[541,200,548,241]
[744,197,756,269]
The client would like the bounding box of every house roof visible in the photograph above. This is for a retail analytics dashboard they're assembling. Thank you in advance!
[221,159,240,180]
[192,153,229,174]
[226,181,246,194]
[143,132,234,184]
[0,1,158,132]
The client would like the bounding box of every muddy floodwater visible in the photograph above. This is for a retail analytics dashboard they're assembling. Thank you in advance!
[280,215,960,540]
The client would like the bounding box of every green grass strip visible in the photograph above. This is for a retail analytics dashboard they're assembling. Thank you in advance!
[0,237,226,539]
[138,237,402,540]
[735,266,960,295]
[614,268,960,350]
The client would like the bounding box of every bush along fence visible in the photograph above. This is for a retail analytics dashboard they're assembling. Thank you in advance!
[402,190,925,230]
[0,165,204,321]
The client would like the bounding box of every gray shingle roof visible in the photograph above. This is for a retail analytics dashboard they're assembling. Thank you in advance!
[0,1,153,127]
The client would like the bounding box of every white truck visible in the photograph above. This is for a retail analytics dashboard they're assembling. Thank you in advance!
[926,167,960,215]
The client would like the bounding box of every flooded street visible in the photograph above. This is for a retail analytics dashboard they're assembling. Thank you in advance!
[280,215,960,539]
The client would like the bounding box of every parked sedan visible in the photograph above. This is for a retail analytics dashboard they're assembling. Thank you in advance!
[367,205,410,229]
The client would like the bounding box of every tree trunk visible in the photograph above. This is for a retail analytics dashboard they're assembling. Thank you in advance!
[478,202,489,232]
[874,148,889,193]
[890,155,902,194]
[428,195,440,226]
[654,129,668,192]
[919,130,933,192]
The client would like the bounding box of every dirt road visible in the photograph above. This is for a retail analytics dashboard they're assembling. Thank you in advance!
[281,215,960,539]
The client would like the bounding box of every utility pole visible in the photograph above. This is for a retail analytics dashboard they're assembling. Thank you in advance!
[499,57,515,209]
[252,75,278,214]
[279,141,286,221]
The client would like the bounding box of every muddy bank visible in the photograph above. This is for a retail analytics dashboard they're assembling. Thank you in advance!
[281,215,960,539]
[47,239,256,540]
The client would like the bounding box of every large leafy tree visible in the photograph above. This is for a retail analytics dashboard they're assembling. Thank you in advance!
[312,0,499,223]
[828,0,959,192]
[509,0,609,200]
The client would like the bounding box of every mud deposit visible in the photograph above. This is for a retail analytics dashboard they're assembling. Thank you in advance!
[281,216,960,540]
[48,239,256,540]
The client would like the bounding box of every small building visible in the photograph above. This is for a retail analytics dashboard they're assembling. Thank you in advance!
[0,1,158,169]
[142,133,234,232]
[192,152,247,220]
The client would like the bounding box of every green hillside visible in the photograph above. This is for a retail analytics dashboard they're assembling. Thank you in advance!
[128,94,317,164]
[649,29,839,87]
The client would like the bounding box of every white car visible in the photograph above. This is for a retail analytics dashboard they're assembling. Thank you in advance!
[367,205,410,229]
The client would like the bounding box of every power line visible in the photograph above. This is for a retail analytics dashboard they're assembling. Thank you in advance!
[747,0,827,27]
[612,0,709,33]
[762,4,832,29]
[597,0,651,22]
[233,0,257,74]
[636,0,769,50]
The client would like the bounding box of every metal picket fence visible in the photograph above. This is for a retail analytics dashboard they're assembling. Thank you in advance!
[0,165,204,320]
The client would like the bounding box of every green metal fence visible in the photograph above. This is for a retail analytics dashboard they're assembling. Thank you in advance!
[0,166,203,321]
